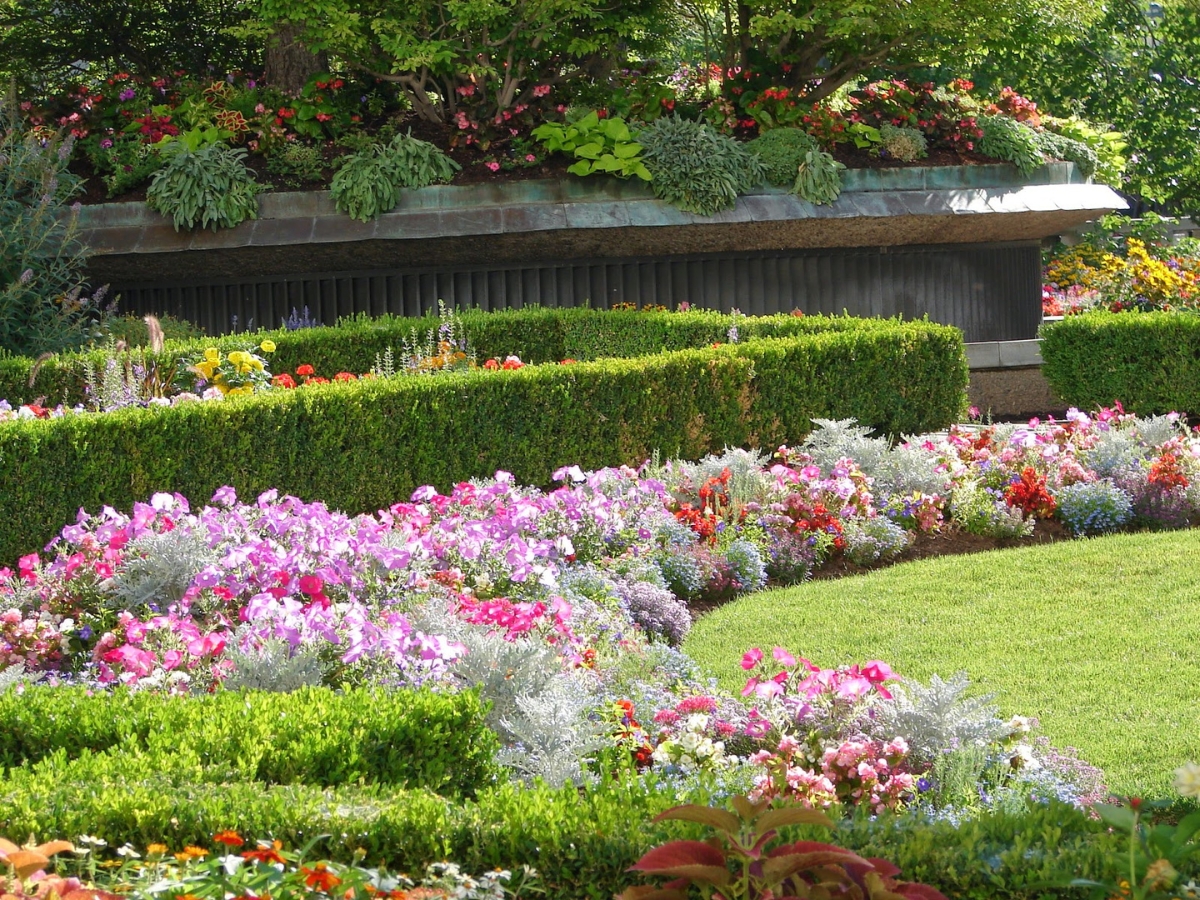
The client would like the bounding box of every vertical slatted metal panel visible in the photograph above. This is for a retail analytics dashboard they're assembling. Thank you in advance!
[111,243,1042,342]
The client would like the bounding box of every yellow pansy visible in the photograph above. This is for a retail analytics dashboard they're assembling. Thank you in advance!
[260,340,276,353]
[204,347,220,363]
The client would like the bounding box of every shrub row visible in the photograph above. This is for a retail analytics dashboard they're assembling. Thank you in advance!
[0,686,498,796]
[9,307,930,407]
[0,771,1139,900]
[1039,311,1200,414]
[0,324,967,563]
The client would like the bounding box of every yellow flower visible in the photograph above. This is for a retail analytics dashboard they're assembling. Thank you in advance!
[146,844,168,857]
[251,358,264,371]
[193,360,216,380]
[230,385,254,396]
[260,340,276,353]
[204,347,220,363]
[227,350,248,365]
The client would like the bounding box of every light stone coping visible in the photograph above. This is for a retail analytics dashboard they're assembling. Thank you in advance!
[965,339,1044,370]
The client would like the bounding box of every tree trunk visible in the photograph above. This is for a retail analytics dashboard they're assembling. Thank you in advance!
[264,23,326,95]
[737,2,752,71]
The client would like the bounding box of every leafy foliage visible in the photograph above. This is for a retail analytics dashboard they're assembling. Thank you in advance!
[254,0,675,127]
[331,132,459,221]
[0,0,259,93]
[638,117,764,215]
[793,148,845,205]
[1040,311,1200,414]
[146,142,269,232]
[1036,128,1098,179]
[533,111,651,180]
[977,115,1043,175]
[0,685,499,796]
[618,796,948,900]
[878,123,928,163]
[0,112,104,356]
[870,672,1007,766]
[265,142,327,187]
[746,127,817,187]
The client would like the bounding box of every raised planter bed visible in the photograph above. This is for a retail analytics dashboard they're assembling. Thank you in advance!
[79,163,1125,340]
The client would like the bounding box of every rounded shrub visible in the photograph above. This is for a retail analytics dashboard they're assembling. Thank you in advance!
[747,127,817,186]
[637,117,765,216]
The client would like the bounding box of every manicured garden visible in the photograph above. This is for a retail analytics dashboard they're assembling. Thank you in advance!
[6,0,1200,896]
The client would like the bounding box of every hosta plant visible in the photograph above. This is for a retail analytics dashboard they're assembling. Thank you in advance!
[146,140,269,232]
[618,796,948,900]
[533,111,651,180]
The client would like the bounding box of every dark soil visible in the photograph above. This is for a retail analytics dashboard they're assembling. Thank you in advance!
[688,518,1072,620]
[829,144,995,169]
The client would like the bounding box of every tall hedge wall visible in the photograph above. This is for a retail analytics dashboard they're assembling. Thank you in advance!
[1039,311,1200,414]
[6,308,928,408]
[0,322,967,563]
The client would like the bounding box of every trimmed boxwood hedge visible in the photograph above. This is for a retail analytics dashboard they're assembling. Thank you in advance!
[0,686,498,796]
[7,308,932,408]
[0,770,1140,900]
[1039,311,1200,414]
[0,324,966,564]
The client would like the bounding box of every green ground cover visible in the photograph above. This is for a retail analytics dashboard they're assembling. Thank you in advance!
[685,530,1200,797]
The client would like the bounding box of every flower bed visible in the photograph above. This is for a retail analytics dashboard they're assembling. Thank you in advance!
[4,404,1200,896]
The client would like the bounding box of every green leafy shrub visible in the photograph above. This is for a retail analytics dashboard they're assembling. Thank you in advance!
[0,320,967,562]
[83,135,166,197]
[4,308,924,408]
[638,117,765,215]
[146,141,269,231]
[878,123,928,162]
[1040,311,1200,414]
[1035,128,1098,179]
[102,313,205,346]
[0,113,104,356]
[0,686,498,796]
[265,142,327,187]
[978,115,1043,175]
[746,127,817,187]
[794,148,845,205]
[0,771,1164,900]
[1043,116,1126,186]
[533,111,651,180]
[331,132,459,222]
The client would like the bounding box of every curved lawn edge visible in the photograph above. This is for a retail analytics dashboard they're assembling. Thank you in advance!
[683,529,1200,797]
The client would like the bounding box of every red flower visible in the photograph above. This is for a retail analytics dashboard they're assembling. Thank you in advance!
[333,372,356,382]
[271,373,297,389]
[295,364,315,377]
[308,376,329,384]
[1004,467,1056,518]
[302,864,341,892]
[213,830,244,848]
[560,358,578,364]
[241,842,286,865]
[483,359,500,370]
[299,574,324,596]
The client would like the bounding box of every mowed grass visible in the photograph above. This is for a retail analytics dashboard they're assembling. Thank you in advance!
[684,530,1200,797]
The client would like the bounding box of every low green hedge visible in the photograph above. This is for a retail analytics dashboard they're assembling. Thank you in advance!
[0,324,967,563]
[0,686,498,796]
[1039,311,1200,414]
[0,769,1144,900]
[8,307,929,408]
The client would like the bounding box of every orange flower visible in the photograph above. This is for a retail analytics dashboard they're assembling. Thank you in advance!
[242,841,286,865]
[302,863,342,892]
[213,831,244,848]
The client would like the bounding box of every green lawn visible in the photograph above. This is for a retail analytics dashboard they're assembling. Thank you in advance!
[684,530,1200,797]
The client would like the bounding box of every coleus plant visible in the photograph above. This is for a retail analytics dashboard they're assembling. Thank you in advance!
[618,795,948,900]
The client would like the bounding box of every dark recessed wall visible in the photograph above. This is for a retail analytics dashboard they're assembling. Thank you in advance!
[108,241,1042,342]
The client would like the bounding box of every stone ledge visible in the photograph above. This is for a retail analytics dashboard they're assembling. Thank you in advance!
[965,339,1044,370]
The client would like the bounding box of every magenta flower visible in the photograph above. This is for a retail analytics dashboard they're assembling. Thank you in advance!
[741,647,763,670]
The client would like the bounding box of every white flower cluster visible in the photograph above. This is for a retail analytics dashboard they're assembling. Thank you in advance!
[651,714,727,773]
